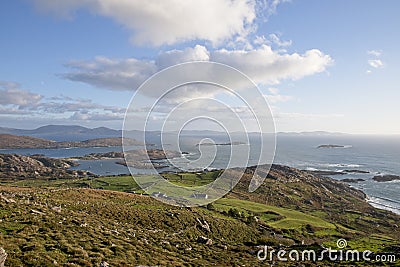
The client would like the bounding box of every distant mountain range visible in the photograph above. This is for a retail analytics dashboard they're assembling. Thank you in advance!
[0,125,122,141]
[277,131,347,136]
[0,125,348,142]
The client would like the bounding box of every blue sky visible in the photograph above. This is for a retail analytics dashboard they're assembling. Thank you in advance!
[0,0,399,134]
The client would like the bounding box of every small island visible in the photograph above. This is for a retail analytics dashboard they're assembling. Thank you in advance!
[372,174,400,182]
[317,144,345,148]
[117,149,181,169]
[341,178,365,183]
[196,141,246,146]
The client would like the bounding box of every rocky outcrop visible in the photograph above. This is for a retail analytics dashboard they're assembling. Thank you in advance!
[308,169,369,176]
[341,178,365,183]
[196,218,211,232]
[344,169,370,174]
[77,151,124,160]
[309,170,345,176]
[197,236,213,245]
[0,154,84,179]
[232,164,368,210]
[119,149,180,169]
[57,137,142,148]
[0,247,6,267]
[373,175,400,182]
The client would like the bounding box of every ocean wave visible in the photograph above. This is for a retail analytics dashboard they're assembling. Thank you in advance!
[305,167,338,172]
[368,195,400,205]
[367,196,400,215]
[317,163,362,168]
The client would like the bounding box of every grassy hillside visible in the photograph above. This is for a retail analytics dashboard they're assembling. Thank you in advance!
[1,165,399,266]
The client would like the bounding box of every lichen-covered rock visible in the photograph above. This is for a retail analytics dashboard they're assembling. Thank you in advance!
[0,247,7,267]
[0,154,85,179]
[197,236,213,245]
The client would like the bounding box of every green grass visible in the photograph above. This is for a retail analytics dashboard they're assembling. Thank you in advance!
[161,170,221,187]
[0,186,277,266]
[1,166,399,265]
[0,171,222,193]
[214,198,336,230]
[323,234,397,252]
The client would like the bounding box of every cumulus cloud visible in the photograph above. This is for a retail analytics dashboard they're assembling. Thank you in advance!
[62,57,157,91]
[70,111,124,121]
[268,33,292,47]
[367,50,382,57]
[264,88,292,104]
[368,59,384,69]
[274,112,344,119]
[366,49,384,73]
[0,81,125,122]
[0,82,43,107]
[156,45,210,69]
[62,45,333,93]
[211,45,332,84]
[262,0,290,16]
[265,94,292,104]
[32,0,258,46]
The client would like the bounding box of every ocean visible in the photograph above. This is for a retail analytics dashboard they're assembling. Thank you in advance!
[1,134,399,214]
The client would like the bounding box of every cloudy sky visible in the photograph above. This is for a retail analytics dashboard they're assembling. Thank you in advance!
[0,0,399,134]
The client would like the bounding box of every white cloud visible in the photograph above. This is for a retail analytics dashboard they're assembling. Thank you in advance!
[0,82,43,107]
[274,112,344,119]
[263,0,290,16]
[70,111,124,121]
[366,49,384,73]
[157,45,210,69]
[268,87,280,95]
[0,81,126,122]
[367,50,382,57]
[264,87,292,103]
[368,59,384,69]
[211,45,333,85]
[32,0,258,46]
[62,56,157,91]
[265,94,292,104]
[62,45,333,93]
[268,33,292,47]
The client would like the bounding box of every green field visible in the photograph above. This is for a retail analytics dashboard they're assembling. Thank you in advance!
[214,198,336,229]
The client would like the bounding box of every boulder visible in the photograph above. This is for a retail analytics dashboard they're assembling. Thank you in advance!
[373,175,400,182]
[0,247,7,267]
[341,178,365,183]
[196,218,211,232]
[197,236,213,245]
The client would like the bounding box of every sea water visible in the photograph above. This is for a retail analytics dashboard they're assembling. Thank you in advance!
[2,135,399,213]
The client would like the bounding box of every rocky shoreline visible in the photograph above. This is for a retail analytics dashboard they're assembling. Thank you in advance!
[308,169,370,176]
[0,154,92,179]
